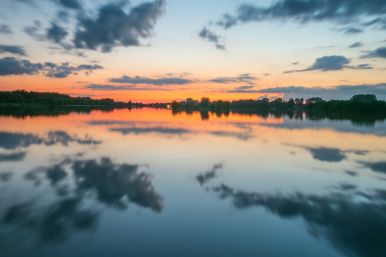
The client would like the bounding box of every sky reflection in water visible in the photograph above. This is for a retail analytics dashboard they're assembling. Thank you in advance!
[0,108,385,257]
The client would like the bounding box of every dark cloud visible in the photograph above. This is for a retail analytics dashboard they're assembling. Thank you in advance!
[354,63,373,70]
[362,46,386,59]
[0,24,12,34]
[23,20,45,41]
[0,45,26,56]
[227,85,258,93]
[111,126,191,136]
[2,197,98,243]
[306,147,346,162]
[45,63,103,78]
[0,172,13,182]
[234,85,255,90]
[343,27,363,34]
[209,73,256,84]
[198,27,225,50]
[85,84,165,91]
[58,0,82,10]
[349,42,363,51]
[45,164,68,185]
[0,57,102,77]
[1,156,162,253]
[0,131,100,150]
[72,157,163,211]
[0,156,165,257]
[196,164,223,185]
[46,22,68,43]
[285,55,374,73]
[216,0,386,34]
[73,0,166,52]
[285,55,352,73]
[256,83,386,100]
[0,57,43,75]
[361,161,386,174]
[0,151,26,162]
[110,75,193,85]
[210,184,386,257]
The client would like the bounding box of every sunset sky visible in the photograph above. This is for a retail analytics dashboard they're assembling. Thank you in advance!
[0,0,385,102]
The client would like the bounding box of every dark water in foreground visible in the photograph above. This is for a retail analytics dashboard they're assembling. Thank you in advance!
[0,108,385,257]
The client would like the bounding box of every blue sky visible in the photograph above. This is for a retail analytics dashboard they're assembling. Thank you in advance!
[0,0,385,101]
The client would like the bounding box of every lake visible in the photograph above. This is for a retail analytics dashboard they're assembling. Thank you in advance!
[0,108,385,257]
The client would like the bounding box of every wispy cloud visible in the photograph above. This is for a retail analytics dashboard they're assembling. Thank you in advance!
[198,27,225,50]
[0,57,102,77]
[0,45,27,56]
[209,74,257,84]
[216,0,386,33]
[362,46,386,59]
[110,75,194,86]
[85,84,171,91]
[285,55,373,73]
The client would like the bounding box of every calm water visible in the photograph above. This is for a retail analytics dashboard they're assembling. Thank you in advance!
[0,108,385,257]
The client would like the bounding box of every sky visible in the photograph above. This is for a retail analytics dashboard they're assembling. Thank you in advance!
[0,0,386,102]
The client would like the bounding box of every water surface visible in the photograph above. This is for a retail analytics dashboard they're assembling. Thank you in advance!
[0,108,385,257]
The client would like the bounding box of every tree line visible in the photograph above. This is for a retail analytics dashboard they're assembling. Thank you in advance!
[0,90,130,107]
[171,95,386,113]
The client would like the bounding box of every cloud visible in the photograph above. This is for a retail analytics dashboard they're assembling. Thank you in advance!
[216,0,386,33]
[110,75,193,85]
[285,55,373,73]
[196,164,223,185]
[198,27,225,50]
[23,20,45,41]
[110,126,191,135]
[209,73,257,84]
[305,147,346,162]
[0,45,27,56]
[85,84,165,91]
[0,131,100,150]
[0,172,13,182]
[58,0,82,10]
[349,42,363,49]
[0,24,12,34]
[46,22,68,43]
[0,57,102,77]
[362,46,386,59]
[255,83,386,100]
[72,157,163,211]
[1,156,163,253]
[227,85,259,93]
[45,63,103,78]
[286,55,349,72]
[0,57,43,75]
[361,161,386,174]
[73,0,166,52]
[343,27,363,34]
[0,151,26,162]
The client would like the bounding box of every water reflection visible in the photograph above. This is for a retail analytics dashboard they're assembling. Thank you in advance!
[361,161,386,174]
[0,156,163,255]
[0,151,26,162]
[0,131,100,150]
[0,108,385,257]
[205,182,386,257]
[3,197,99,243]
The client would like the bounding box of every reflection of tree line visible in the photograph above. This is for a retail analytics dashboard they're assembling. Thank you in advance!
[196,165,386,257]
[0,157,163,252]
[0,105,121,118]
[171,94,386,125]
